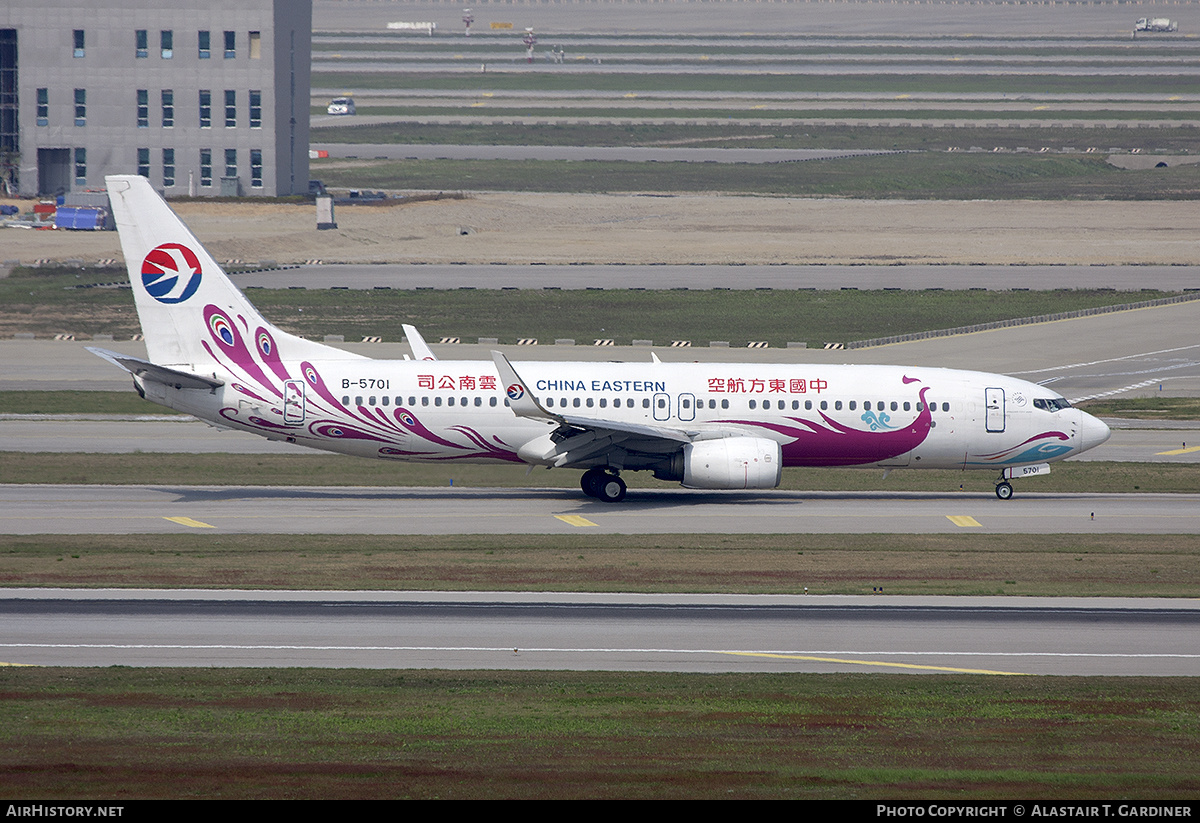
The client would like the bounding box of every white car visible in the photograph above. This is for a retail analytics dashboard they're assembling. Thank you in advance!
[327,97,356,116]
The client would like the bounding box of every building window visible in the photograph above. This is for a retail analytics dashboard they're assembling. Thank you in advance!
[162,148,175,187]
[224,148,237,179]
[200,149,212,187]
[224,90,236,127]
[135,29,147,58]
[223,30,235,59]
[74,89,86,126]
[161,90,174,128]
[137,148,150,178]
[249,90,262,129]
[73,30,85,58]
[248,31,261,59]
[36,89,48,126]
[250,149,262,188]
[199,90,211,128]
[74,148,86,185]
[160,30,173,59]
[136,90,148,127]
[198,30,210,59]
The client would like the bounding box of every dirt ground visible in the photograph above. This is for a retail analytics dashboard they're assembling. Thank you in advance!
[3,193,1198,267]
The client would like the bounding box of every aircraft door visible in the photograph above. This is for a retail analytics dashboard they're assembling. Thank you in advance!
[284,379,306,424]
[985,387,1005,433]
[678,393,696,422]
[652,392,671,422]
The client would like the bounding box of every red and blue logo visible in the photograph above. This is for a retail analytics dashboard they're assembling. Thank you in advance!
[141,243,202,304]
[506,384,525,401]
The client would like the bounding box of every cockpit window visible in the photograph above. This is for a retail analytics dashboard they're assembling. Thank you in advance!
[1033,397,1072,412]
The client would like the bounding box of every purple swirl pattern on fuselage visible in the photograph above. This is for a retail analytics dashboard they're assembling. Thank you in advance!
[202,306,280,397]
[973,431,1069,459]
[199,319,517,459]
[254,326,292,384]
[717,386,933,467]
[394,407,470,450]
[448,425,521,462]
[967,431,1072,465]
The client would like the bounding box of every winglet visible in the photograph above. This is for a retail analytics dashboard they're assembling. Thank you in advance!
[490,350,559,422]
[402,324,438,361]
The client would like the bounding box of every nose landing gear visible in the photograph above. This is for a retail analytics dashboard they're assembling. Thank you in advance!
[995,480,1014,500]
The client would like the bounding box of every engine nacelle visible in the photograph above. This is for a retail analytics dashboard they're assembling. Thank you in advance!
[681,437,782,490]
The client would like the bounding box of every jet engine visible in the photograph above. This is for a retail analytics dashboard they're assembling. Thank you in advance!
[656,437,782,490]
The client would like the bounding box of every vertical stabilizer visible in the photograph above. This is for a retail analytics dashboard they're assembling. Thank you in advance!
[105,174,351,369]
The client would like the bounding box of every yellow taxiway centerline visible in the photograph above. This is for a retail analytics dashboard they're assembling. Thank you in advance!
[555,514,599,528]
[1157,446,1200,456]
[163,516,216,529]
[725,651,1028,676]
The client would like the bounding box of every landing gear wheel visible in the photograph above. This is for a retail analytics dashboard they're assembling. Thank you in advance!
[995,481,1014,501]
[596,474,627,503]
[581,468,607,498]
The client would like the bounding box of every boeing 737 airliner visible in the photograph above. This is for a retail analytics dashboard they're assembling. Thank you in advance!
[90,175,1111,502]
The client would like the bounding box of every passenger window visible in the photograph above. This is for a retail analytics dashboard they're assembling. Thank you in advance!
[721,399,729,410]
[643,399,650,409]
[490,397,497,406]
[849,401,857,411]
[355,396,362,406]
[805,400,813,410]
[421,397,429,406]
[447,397,455,406]
[835,400,842,411]
[820,401,828,411]
[573,398,581,408]
[381,396,389,406]
[748,400,757,410]
[891,401,899,411]
[435,397,442,406]
[546,398,555,408]
[474,397,482,407]
[586,398,594,408]
[341,395,349,405]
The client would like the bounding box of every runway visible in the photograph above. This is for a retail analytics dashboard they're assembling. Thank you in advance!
[3,589,1197,675]
[3,483,1198,535]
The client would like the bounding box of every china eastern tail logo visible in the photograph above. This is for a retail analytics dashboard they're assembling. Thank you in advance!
[141,243,203,304]
[507,384,525,401]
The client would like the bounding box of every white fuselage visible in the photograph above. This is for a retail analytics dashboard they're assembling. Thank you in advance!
[144,356,1109,474]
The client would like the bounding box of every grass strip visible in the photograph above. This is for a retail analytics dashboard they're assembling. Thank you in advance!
[0,454,1196,494]
[2,268,1178,344]
[312,153,1200,200]
[4,532,1200,596]
[2,667,1197,799]
[312,121,1200,153]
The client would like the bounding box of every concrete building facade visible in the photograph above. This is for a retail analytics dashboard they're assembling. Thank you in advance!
[0,0,311,197]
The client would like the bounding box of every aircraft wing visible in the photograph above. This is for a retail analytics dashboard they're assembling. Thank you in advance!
[87,347,225,390]
[491,350,715,468]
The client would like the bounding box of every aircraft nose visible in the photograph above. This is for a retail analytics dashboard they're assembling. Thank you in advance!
[1079,410,1111,453]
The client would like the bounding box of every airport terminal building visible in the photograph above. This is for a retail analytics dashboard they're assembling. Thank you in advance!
[0,0,311,198]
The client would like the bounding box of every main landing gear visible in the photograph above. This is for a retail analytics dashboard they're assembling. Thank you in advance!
[581,467,627,503]
[995,479,1014,500]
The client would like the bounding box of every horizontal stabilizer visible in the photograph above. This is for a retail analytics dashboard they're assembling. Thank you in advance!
[86,347,224,390]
